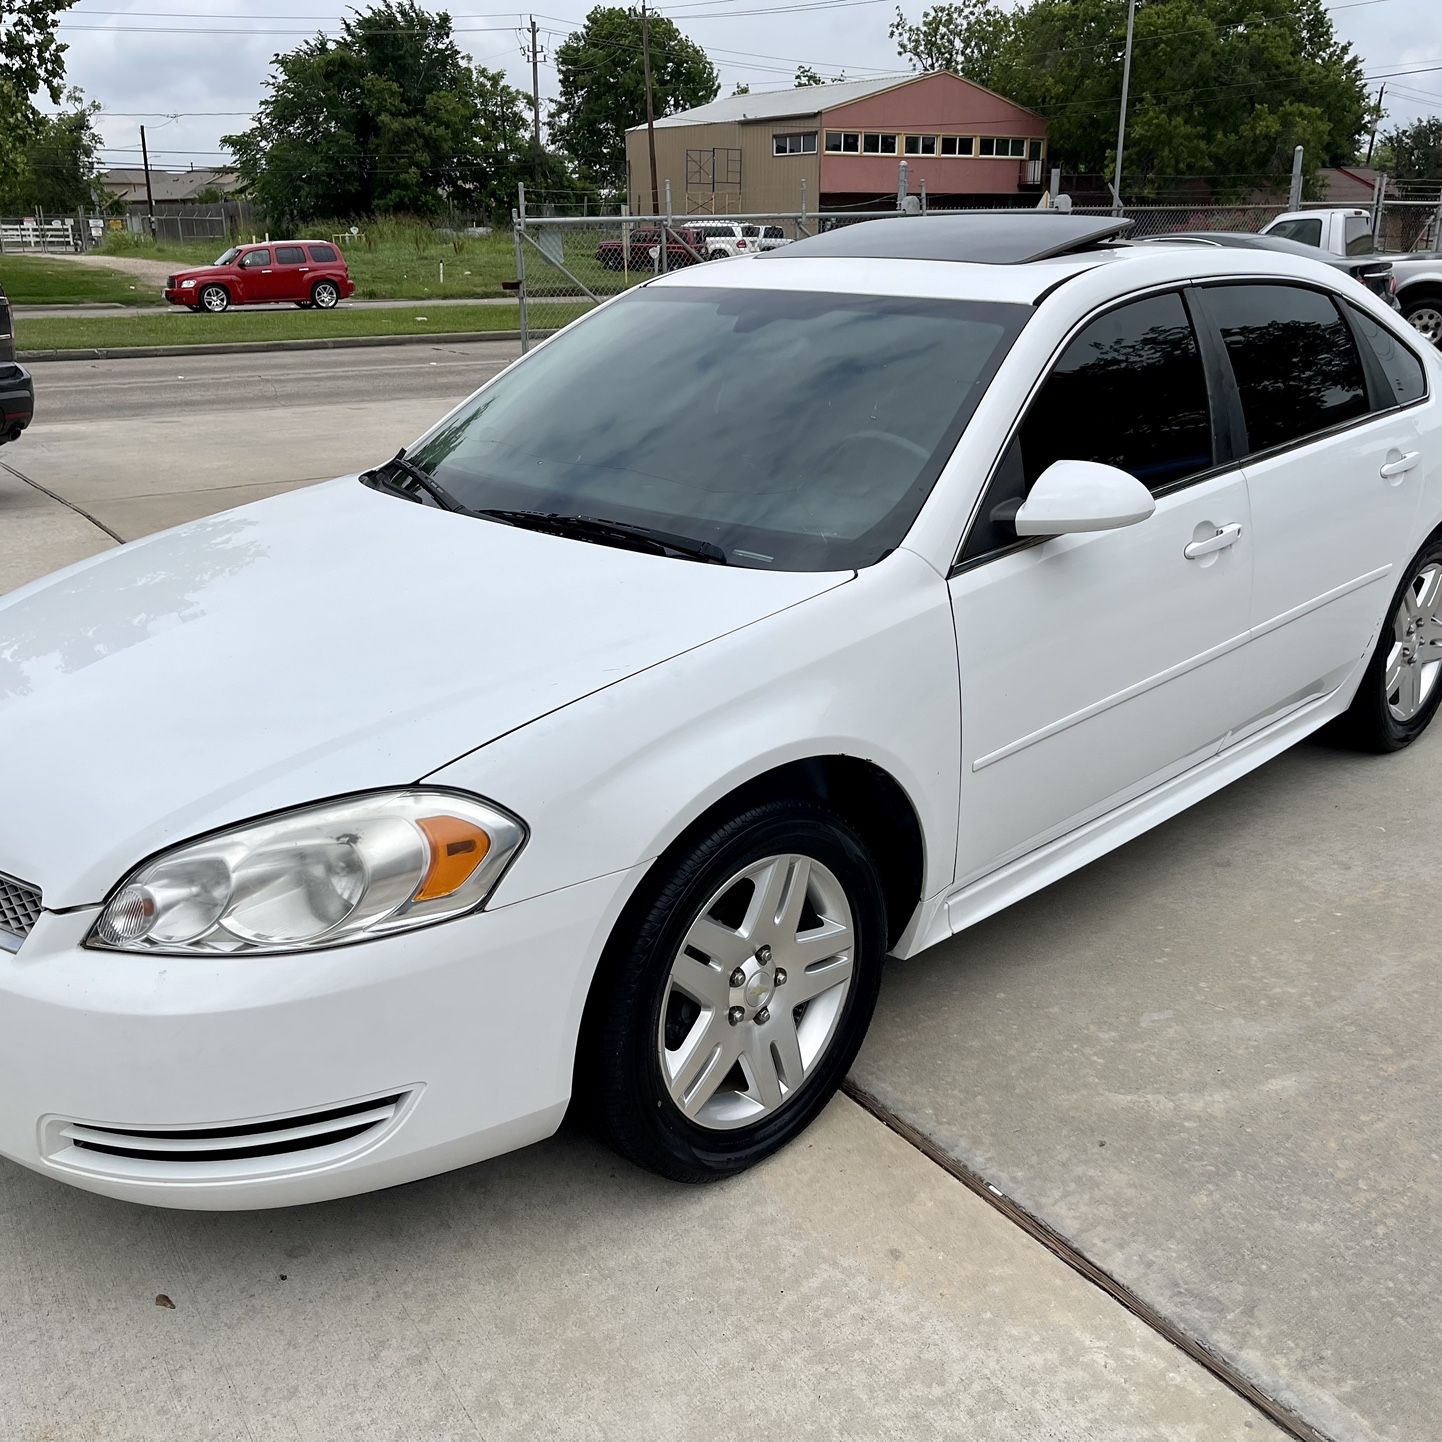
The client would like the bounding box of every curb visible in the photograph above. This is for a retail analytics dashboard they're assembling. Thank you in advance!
[19,329,536,363]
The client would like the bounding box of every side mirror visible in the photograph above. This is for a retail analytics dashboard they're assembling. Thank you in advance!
[1013,460,1156,537]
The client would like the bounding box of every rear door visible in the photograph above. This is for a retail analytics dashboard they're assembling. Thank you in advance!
[948,289,1256,883]
[273,244,309,300]
[1193,281,1425,733]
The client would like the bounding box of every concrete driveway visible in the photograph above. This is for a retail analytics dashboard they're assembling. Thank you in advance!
[1,340,1436,1440]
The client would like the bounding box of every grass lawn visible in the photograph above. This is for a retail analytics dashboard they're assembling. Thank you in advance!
[0,254,164,306]
[17,302,589,353]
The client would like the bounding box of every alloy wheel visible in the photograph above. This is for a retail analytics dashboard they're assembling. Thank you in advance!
[201,285,228,313]
[1385,561,1442,721]
[658,853,855,1130]
[1407,306,1442,345]
[313,283,338,309]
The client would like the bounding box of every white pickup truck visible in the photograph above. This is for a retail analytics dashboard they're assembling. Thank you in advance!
[1261,207,1442,343]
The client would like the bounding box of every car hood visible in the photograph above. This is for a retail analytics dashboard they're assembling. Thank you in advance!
[0,480,849,906]
[168,264,231,282]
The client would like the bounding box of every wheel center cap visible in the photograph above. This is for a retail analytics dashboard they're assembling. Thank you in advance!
[744,969,775,1011]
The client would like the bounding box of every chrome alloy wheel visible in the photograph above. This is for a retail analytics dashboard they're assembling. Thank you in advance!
[200,284,228,313]
[658,853,855,1130]
[312,281,339,308]
[1386,561,1442,722]
[1407,306,1442,345]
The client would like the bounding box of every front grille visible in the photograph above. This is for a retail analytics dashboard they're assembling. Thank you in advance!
[55,1092,411,1168]
[0,870,42,943]
[165,275,176,289]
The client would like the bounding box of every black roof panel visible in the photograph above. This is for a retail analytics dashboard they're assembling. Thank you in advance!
[758,213,1133,265]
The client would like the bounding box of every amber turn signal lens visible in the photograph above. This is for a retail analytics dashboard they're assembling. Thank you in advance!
[415,816,492,901]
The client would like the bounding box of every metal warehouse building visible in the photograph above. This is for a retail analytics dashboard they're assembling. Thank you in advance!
[625,71,1050,216]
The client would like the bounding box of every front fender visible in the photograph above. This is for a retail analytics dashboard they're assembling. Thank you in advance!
[428,547,960,913]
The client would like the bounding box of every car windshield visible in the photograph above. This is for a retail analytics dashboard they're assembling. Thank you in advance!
[408,286,1027,570]
[214,247,239,265]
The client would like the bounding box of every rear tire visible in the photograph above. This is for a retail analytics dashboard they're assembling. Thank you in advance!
[311,280,339,309]
[1402,292,1442,346]
[581,799,886,1182]
[1341,535,1442,751]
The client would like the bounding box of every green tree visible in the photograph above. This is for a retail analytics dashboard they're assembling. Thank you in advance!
[1,0,80,179]
[889,0,1369,199]
[550,6,718,192]
[0,87,102,213]
[794,64,847,86]
[222,1,532,227]
[1381,116,1442,181]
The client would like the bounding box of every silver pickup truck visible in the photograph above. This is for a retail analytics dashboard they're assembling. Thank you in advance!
[1262,207,1442,344]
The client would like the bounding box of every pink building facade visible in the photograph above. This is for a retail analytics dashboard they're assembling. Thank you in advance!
[818,72,1048,205]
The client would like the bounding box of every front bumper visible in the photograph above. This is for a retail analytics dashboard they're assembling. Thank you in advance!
[0,864,642,1209]
[0,363,33,442]
[163,286,195,306]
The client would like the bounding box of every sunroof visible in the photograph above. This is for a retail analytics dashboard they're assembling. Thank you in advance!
[759,213,1134,265]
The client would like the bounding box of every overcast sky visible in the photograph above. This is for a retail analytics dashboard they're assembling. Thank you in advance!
[43,0,1442,176]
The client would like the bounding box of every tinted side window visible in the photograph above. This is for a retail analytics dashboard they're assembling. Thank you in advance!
[274,245,305,265]
[1268,217,1323,247]
[1208,284,1368,453]
[307,244,339,263]
[1019,292,1213,492]
[961,293,1213,563]
[1347,302,1427,405]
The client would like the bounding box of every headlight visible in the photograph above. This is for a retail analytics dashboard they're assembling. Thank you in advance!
[180,278,197,288]
[87,790,525,955]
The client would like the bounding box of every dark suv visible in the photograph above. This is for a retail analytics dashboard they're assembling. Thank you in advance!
[0,281,34,446]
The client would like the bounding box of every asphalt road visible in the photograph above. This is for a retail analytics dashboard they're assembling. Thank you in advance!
[5,340,519,548]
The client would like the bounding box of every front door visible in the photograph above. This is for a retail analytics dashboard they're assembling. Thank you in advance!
[236,247,282,303]
[1194,282,1426,732]
[949,290,1256,885]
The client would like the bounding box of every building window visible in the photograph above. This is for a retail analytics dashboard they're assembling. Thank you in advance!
[1028,139,1044,160]
[903,134,938,156]
[861,132,897,155]
[979,136,1030,158]
[773,132,817,156]
[940,135,975,156]
[825,131,860,153]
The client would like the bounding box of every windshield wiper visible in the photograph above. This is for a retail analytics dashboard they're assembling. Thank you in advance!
[473,509,728,564]
[361,451,468,514]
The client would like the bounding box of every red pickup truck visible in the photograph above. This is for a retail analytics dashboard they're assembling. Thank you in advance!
[594,227,708,272]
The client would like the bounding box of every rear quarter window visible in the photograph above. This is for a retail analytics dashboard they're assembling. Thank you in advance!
[307,244,339,263]
[1346,302,1428,405]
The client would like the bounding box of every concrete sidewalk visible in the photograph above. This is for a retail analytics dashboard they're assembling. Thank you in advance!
[0,1099,1276,1442]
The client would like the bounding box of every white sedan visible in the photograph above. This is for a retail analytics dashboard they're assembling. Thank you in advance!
[2,215,1439,1209]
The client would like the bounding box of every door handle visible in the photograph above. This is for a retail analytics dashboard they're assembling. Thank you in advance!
[1184,523,1243,560]
[261,268,272,273]
[1380,451,1420,480]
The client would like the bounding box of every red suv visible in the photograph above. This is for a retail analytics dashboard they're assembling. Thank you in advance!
[164,241,355,313]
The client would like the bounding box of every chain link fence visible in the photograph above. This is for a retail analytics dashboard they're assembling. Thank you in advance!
[511,193,1442,350]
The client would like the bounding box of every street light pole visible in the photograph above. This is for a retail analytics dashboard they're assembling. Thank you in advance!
[1111,0,1136,217]
[642,0,660,216]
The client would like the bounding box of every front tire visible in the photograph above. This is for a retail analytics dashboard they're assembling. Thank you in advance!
[198,284,229,313]
[1403,293,1442,347]
[583,799,886,1182]
[1342,535,1442,750]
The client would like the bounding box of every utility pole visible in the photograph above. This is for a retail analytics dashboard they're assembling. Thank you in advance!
[1365,82,1386,167]
[526,16,542,148]
[642,0,660,216]
[140,124,157,237]
[1111,0,1136,217]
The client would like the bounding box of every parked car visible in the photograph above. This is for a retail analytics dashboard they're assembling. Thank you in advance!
[1138,231,1401,308]
[1261,207,1442,343]
[594,228,663,271]
[643,227,712,268]
[3,214,1441,1208]
[163,241,355,312]
[682,220,792,259]
[0,280,33,445]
